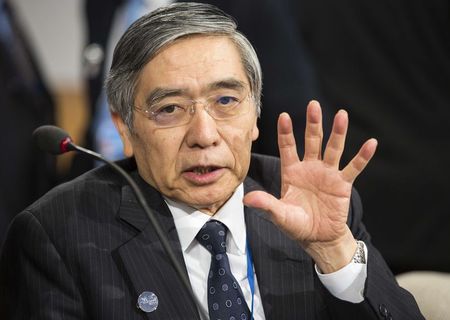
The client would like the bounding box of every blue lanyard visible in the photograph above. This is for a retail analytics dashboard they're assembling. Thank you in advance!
[246,240,255,319]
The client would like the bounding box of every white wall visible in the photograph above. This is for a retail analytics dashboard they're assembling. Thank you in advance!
[12,0,85,90]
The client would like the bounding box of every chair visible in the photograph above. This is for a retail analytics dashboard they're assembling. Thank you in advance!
[397,271,450,320]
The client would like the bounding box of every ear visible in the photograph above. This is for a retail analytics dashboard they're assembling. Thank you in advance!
[111,113,134,157]
[251,117,259,141]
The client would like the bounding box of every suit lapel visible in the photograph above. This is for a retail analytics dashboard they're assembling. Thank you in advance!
[116,173,200,320]
[244,176,317,320]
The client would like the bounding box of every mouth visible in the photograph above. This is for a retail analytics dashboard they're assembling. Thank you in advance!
[182,165,225,185]
[185,166,221,175]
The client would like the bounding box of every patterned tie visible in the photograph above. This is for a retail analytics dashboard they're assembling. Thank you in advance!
[196,220,251,320]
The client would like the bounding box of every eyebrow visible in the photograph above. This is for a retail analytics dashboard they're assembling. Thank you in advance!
[145,88,186,107]
[144,78,248,107]
[206,78,247,92]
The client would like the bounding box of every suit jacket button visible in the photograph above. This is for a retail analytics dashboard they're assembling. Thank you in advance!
[137,291,159,313]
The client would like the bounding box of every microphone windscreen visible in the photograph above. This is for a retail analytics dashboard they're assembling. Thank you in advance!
[33,125,72,155]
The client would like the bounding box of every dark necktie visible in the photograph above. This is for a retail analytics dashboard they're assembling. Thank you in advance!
[196,220,251,320]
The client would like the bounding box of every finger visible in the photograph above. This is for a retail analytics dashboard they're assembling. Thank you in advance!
[303,100,323,161]
[278,112,300,167]
[243,191,287,226]
[341,138,378,183]
[323,109,348,168]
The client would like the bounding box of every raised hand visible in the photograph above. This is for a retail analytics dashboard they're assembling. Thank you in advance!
[243,100,377,273]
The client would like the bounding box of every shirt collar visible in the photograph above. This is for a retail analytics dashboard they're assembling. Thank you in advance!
[165,184,247,254]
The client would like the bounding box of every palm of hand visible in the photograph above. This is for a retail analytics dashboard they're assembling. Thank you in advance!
[278,160,352,243]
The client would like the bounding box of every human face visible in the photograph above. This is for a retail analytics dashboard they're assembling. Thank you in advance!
[113,35,259,215]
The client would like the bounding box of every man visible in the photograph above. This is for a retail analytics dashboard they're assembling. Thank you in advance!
[0,3,423,319]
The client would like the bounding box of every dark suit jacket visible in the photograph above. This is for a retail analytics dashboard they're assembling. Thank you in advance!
[0,154,423,319]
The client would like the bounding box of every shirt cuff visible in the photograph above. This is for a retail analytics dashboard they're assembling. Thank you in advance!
[315,241,368,303]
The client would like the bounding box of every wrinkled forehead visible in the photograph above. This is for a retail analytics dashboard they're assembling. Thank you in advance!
[135,35,250,98]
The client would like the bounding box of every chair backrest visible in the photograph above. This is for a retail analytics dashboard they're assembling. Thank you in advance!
[397,271,450,320]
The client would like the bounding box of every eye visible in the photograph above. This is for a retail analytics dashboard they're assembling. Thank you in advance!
[216,96,238,106]
[151,104,183,116]
[149,104,186,122]
[158,105,178,114]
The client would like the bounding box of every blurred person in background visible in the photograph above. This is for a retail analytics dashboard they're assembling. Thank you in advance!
[0,0,56,246]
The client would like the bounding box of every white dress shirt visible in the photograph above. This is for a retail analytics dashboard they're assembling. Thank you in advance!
[165,184,367,320]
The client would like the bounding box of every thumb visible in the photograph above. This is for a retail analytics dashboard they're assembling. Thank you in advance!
[243,191,287,225]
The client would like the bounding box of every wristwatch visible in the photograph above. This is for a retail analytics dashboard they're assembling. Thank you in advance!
[353,240,366,264]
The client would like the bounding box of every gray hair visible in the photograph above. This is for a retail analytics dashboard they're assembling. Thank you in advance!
[105,2,262,130]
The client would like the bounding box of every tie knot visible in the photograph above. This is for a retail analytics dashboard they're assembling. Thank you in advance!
[196,220,228,255]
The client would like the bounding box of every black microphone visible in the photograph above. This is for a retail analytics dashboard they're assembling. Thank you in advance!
[33,125,76,155]
[32,125,205,317]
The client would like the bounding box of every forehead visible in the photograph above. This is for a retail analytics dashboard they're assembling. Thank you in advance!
[136,35,249,97]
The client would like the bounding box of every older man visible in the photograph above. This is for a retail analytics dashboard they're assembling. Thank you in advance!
[0,3,423,319]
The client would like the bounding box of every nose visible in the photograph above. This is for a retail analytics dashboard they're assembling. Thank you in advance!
[185,105,221,148]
